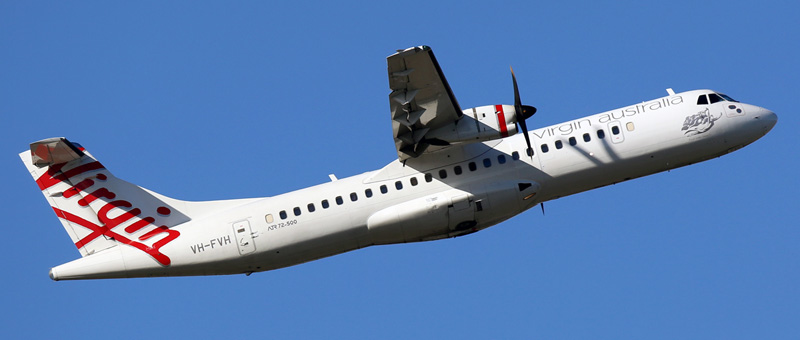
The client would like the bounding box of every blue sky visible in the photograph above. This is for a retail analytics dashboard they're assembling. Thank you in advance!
[2,1,798,339]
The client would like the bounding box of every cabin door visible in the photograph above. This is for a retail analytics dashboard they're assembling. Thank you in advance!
[232,220,256,255]
[608,121,625,144]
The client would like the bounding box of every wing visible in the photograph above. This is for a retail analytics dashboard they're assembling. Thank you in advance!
[388,46,462,160]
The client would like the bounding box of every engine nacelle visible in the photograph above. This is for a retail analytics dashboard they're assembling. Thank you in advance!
[424,105,518,145]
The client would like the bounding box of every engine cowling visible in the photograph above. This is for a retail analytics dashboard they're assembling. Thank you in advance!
[424,104,518,145]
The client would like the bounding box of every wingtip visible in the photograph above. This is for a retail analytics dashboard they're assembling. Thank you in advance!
[49,267,59,281]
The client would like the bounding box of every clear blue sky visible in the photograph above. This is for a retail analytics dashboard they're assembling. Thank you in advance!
[2,1,798,339]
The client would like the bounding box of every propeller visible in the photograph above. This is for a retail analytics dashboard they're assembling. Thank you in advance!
[511,67,536,156]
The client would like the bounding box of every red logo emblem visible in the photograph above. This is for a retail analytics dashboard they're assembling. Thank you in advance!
[37,162,180,266]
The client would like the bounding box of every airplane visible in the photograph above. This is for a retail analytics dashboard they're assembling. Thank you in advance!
[20,46,777,281]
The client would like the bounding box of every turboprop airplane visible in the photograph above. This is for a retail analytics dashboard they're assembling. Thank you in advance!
[21,46,776,280]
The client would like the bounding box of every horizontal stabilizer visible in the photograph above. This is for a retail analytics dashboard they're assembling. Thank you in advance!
[30,137,84,168]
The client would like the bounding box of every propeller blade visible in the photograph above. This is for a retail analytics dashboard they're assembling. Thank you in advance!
[511,67,535,156]
[518,113,533,156]
[512,67,522,109]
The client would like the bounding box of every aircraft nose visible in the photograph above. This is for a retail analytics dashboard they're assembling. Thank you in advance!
[757,108,778,133]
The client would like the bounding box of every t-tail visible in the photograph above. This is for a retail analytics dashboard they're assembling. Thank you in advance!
[20,138,190,276]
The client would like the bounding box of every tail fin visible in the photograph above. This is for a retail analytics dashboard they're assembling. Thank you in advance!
[20,138,188,265]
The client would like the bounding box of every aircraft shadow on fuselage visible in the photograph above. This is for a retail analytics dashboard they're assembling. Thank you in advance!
[400,138,552,196]
[399,120,624,184]
[555,132,623,167]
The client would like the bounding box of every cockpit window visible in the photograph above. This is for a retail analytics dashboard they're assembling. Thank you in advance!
[698,92,737,105]
[708,93,723,104]
[718,93,738,102]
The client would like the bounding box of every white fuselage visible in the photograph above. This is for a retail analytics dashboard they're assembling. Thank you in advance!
[49,89,777,280]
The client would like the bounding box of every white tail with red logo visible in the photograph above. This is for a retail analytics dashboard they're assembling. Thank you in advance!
[20,138,189,265]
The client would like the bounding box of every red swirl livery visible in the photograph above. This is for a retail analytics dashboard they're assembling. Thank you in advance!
[24,139,184,266]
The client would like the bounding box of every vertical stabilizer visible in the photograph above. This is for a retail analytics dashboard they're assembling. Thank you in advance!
[20,138,188,265]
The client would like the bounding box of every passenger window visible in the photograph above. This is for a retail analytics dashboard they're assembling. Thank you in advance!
[336,196,344,205]
[483,158,491,168]
[597,129,605,139]
[583,133,590,142]
[380,185,388,194]
[410,177,418,186]
[526,148,534,156]
[709,93,723,104]
[569,137,577,146]
[454,165,462,175]
[265,214,274,223]
[293,207,301,216]
[322,200,330,209]
[350,192,358,201]
[468,162,477,171]
[395,181,403,190]
[365,188,373,198]
[612,126,620,135]
[697,95,708,105]
[541,144,549,153]
[307,203,315,213]
[498,155,506,164]
[424,173,433,182]
[512,151,520,160]
[438,169,447,179]
[279,210,287,219]
[626,122,635,131]
[555,140,563,149]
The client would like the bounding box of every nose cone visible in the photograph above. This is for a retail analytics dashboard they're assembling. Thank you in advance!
[757,108,778,134]
[725,104,776,151]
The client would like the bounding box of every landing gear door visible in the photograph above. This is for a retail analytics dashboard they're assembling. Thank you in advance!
[232,220,256,255]
[608,121,624,144]
[448,194,475,231]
